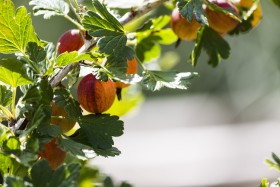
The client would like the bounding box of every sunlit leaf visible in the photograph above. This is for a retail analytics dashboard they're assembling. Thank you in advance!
[141,70,199,91]
[29,0,70,19]
[56,52,96,67]
[0,0,41,54]
[136,37,161,63]
[83,0,126,55]
[259,178,269,187]
[0,59,33,87]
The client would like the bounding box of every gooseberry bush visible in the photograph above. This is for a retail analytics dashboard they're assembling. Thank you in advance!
[0,0,279,186]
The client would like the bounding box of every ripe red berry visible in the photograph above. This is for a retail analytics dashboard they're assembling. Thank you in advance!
[205,0,239,34]
[77,74,116,114]
[38,138,66,170]
[57,29,84,54]
[170,9,201,41]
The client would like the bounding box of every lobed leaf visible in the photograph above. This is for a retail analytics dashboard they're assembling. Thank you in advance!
[29,0,70,19]
[82,0,126,56]
[0,0,41,54]
[73,114,124,157]
[141,70,199,91]
[190,27,230,67]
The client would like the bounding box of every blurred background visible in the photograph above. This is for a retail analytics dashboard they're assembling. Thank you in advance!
[10,0,280,186]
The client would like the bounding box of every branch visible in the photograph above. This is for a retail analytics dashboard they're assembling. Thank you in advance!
[49,0,168,87]
[119,0,169,25]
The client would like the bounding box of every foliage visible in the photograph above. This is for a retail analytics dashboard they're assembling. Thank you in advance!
[0,0,278,186]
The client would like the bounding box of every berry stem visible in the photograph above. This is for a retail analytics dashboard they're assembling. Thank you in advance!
[66,0,83,24]
[63,14,84,30]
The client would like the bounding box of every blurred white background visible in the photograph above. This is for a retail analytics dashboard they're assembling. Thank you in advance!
[10,0,280,186]
[92,1,280,186]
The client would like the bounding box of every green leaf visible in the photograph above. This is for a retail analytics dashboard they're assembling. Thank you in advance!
[56,52,96,67]
[177,0,208,25]
[271,0,280,8]
[141,70,199,91]
[259,178,269,187]
[4,175,32,187]
[202,27,230,67]
[19,80,53,136]
[190,26,204,66]
[103,177,114,187]
[22,79,53,106]
[53,88,82,119]
[21,104,51,137]
[153,29,178,45]
[73,114,124,157]
[84,0,124,36]
[137,15,171,33]
[0,124,13,146]
[191,27,230,67]
[272,152,280,165]
[0,59,33,87]
[37,125,62,137]
[136,37,161,63]
[119,182,133,187]
[105,46,136,76]
[58,138,94,160]
[136,16,177,63]
[31,160,81,187]
[3,137,20,153]
[26,42,46,63]
[0,154,29,178]
[26,42,48,75]
[78,166,99,187]
[82,0,126,55]
[106,88,144,117]
[44,42,56,76]
[66,66,80,88]
[98,35,127,55]
[0,85,12,106]
[29,0,70,19]
[152,15,172,30]
[31,160,53,187]
[0,0,41,54]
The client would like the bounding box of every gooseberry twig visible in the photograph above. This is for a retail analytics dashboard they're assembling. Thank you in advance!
[49,0,169,87]
[119,0,169,25]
